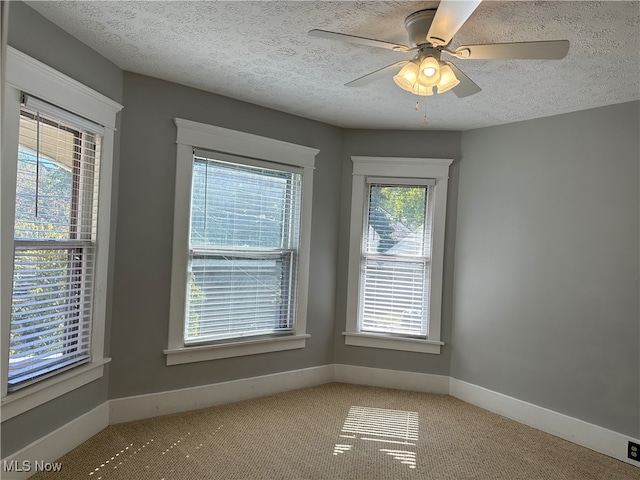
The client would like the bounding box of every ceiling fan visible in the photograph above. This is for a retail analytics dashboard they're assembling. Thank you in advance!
[308,0,569,98]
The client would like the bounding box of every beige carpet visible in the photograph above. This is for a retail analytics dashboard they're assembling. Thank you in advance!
[31,383,638,480]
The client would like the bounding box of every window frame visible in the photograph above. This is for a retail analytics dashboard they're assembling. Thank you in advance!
[1,47,122,420]
[165,118,318,366]
[9,104,100,392]
[185,151,303,345]
[344,156,453,354]
[360,179,434,338]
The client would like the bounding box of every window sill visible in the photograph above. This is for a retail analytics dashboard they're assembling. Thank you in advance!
[1,358,110,421]
[343,332,443,354]
[164,334,309,365]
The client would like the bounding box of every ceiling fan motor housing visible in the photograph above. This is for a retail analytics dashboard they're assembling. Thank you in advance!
[404,9,438,48]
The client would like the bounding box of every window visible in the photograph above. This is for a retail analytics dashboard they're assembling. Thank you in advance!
[361,181,433,338]
[344,156,452,354]
[1,47,122,420]
[165,119,317,365]
[186,152,301,344]
[9,98,101,391]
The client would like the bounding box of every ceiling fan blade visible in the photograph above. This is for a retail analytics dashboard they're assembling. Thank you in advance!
[453,40,570,60]
[427,0,482,47]
[308,29,410,52]
[448,63,481,98]
[345,61,408,87]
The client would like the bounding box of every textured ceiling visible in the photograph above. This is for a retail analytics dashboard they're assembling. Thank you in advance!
[26,1,640,130]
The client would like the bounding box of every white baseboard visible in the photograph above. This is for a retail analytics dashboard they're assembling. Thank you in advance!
[333,364,450,394]
[2,402,109,480]
[449,377,639,468]
[3,366,637,475]
[110,364,334,424]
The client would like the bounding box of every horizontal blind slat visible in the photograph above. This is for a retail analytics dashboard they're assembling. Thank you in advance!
[10,330,90,355]
[9,356,91,387]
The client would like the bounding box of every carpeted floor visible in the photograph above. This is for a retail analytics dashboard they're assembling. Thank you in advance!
[30,383,638,480]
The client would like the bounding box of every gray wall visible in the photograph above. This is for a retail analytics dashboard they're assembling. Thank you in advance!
[3,2,123,458]
[452,102,640,437]
[108,72,343,398]
[7,2,122,102]
[332,130,461,375]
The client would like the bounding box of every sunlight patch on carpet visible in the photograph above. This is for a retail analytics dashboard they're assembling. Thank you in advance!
[333,406,419,469]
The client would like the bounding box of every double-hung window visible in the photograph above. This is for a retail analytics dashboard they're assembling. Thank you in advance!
[1,47,121,419]
[9,97,101,391]
[361,180,433,337]
[344,156,452,354]
[186,152,301,344]
[165,119,317,365]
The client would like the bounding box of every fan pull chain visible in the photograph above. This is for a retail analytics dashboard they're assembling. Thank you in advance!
[414,99,428,124]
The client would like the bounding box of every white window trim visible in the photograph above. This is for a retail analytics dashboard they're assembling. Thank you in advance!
[1,47,122,420]
[344,156,453,354]
[165,118,318,365]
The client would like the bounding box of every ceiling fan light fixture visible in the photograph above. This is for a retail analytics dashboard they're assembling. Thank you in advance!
[436,63,460,94]
[393,61,420,91]
[417,56,441,87]
[412,83,434,96]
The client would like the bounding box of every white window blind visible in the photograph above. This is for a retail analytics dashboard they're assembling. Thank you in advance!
[9,96,102,391]
[185,151,302,344]
[360,181,433,338]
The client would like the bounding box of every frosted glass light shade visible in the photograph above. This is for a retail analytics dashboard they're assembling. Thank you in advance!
[417,56,441,87]
[412,83,434,96]
[436,64,460,93]
[393,62,420,92]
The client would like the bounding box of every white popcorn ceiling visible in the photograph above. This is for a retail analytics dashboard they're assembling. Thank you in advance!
[26,1,640,130]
